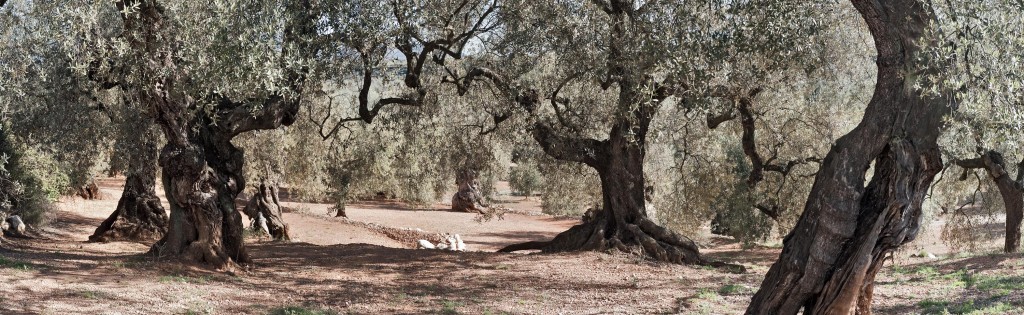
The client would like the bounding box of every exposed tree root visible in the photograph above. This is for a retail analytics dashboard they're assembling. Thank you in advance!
[499,209,745,272]
[89,193,167,242]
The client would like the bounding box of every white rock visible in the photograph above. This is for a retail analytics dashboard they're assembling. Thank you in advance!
[418,240,436,249]
[927,252,937,259]
[446,235,458,251]
[454,234,466,251]
[255,212,270,236]
[437,243,449,250]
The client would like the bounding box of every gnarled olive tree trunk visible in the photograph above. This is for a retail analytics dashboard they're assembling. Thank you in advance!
[77,179,103,200]
[452,169,487,212]
[241,180,290,241]
[116,0,315,268]
[150,128,252,266]
[90,126,167,242]
[500,88,736,269]
[747,1,949,314]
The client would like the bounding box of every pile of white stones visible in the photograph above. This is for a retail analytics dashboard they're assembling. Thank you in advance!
[418,234,467,252]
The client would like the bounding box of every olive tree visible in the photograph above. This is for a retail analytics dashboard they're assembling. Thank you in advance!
[931,0,1024,254]
[430,0,832,267]
[748,0,957,313]
[15,0,326,268]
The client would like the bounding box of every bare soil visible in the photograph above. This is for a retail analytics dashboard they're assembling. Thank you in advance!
[1,177,1022,314]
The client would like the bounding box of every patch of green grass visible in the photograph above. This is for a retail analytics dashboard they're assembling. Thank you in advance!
[974,275,1024,292]
[159,274,212,284]
[389,292,410,306]
[438,299,464,315]
[718,284,747,295]
[918,299,950,313]
[920,298,1023,314]
[694,288,720,300]
[268,306,337,315]
[0,257,35,270]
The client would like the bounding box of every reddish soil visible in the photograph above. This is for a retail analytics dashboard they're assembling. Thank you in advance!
[0,177,1022,314]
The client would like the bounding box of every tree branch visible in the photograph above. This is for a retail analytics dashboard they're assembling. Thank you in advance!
[532,123,606,168]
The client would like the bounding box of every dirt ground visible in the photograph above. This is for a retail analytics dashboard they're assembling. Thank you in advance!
[1,177,1023,314]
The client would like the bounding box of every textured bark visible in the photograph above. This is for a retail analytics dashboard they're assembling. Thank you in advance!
[90,127,167,242]
[114,0,315,269]
[150,130,252,267]
[451,169,487,212]
[241,181,290,241]
[747,1,949,314]
[77,179,103,200]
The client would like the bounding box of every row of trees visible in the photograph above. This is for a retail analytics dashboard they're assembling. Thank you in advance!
[2,0,1022,314]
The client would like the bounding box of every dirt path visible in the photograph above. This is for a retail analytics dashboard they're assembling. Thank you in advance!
[1,177,1022,314]
[282,200,577,251]
[88,177,577,250]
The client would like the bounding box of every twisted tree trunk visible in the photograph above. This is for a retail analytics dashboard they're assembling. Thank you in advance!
[500,94,738,270]
[150,128,251,266]
[747,1,949,314]
[115,0,315,269]
[241,180,290,241]
[90,126,167,242]
[451,169,487,212]
[77,179,103,200]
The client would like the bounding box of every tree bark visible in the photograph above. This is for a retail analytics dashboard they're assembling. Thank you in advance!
[334,174,350,218]
[89,126,167,242]
[451,169,487,212]
[149,129,252,267]
[747,1,949,314]
[241,180,290,241]
[77,179,103,200]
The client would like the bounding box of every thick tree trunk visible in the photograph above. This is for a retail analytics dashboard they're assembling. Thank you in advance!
[77,179,103,200]
[149,131,250,268]
[501,122,738,270]
[117,0,314,269]
[241,180,290,241]
[451,169,487,212]
[747,1,948,314]
[90,128,167,242]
